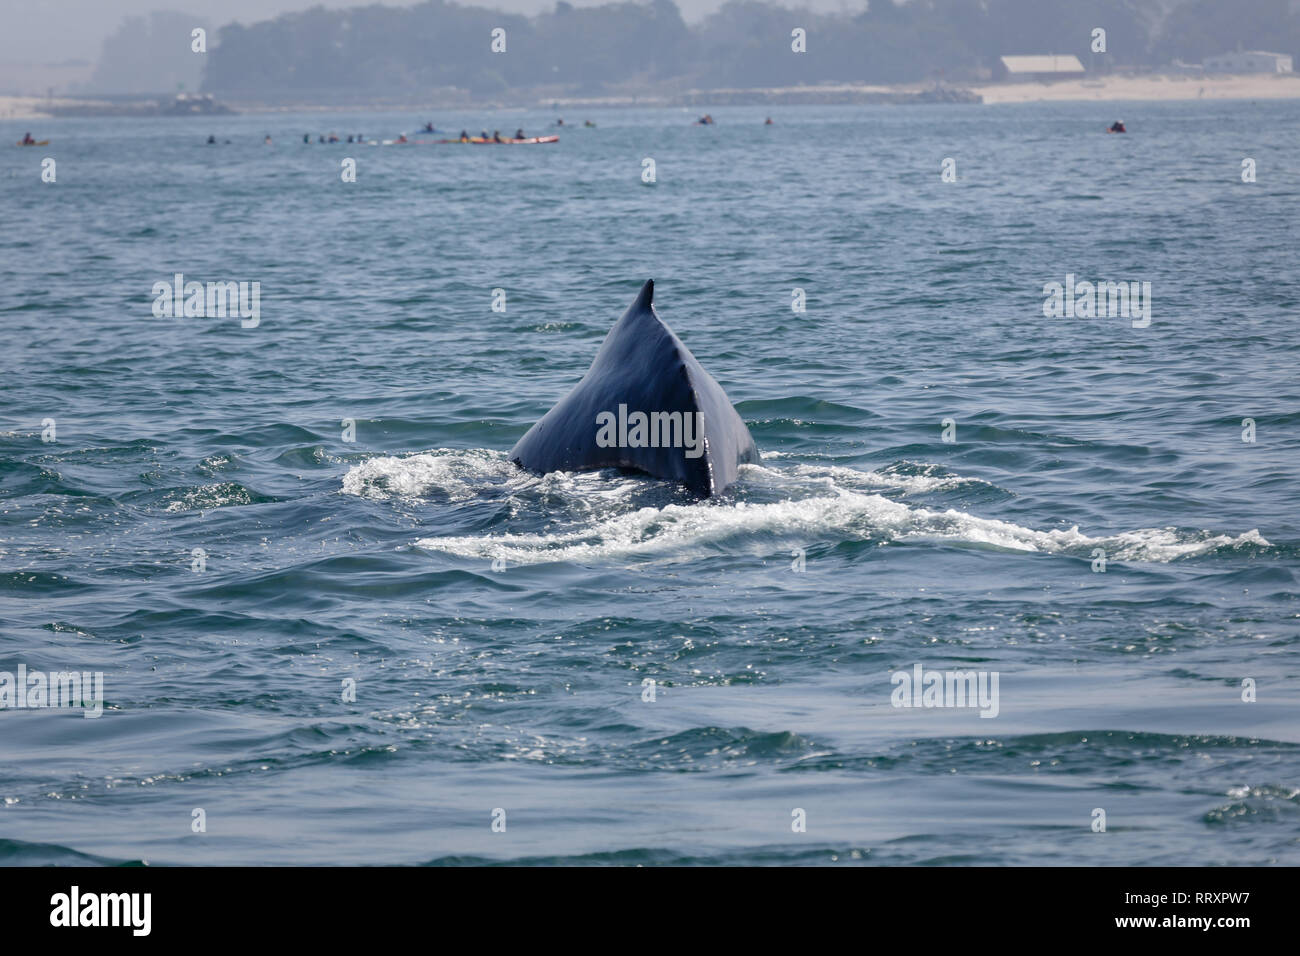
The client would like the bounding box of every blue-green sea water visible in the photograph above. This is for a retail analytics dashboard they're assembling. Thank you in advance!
[1,100,1297,865]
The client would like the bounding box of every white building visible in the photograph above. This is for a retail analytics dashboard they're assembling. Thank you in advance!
[1202,51,1293,74]
[995,55,1086,82]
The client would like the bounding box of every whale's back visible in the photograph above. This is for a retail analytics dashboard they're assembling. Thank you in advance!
[510,280,758,496]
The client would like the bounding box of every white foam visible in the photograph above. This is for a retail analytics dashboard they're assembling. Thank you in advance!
[342,449,1270,566]
[340,448,519,502]
[418,489,876,564]
[775,461,993,495]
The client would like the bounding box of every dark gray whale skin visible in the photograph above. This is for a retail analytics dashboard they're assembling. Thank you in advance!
[509,280,759,496]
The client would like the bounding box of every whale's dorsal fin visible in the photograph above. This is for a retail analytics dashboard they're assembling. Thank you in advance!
[634,278,654,311]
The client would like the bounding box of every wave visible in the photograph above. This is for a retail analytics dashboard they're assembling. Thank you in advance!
[0,838,139,867]
[340,449,1271,567]
[341,448,520,502]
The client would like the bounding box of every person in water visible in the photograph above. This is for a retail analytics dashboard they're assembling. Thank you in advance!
[514,128,525,140]
[207,134,216,144]
[583,119,595,127]
[1109,119,1126,133]
[764,117,773,125]
[555,118,565,127]
[264,135,273,145]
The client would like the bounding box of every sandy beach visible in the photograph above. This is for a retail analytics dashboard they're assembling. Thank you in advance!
[0,95,93,120]
[5,72,1300,119]
[974,71,1300,104]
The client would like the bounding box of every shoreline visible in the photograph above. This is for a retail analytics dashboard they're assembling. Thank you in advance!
[5,73,1300,119]
[973,72,1300,104]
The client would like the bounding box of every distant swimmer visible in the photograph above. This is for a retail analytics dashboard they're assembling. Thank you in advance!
[303,133,310,144]
[764,117,773,125]
[584,119,596,127]
[264,135,273,145]
[514,128,525,140]
[1108,119,1126,133]
[696,114,715,125]
[207,134,216,144]
[555,118,565,127]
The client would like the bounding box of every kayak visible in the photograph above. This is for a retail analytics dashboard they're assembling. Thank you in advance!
[16,140,49,146]
[476,136,558,145]
[383,136,559,145]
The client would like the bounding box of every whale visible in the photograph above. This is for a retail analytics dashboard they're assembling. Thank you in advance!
[510,280,759,496]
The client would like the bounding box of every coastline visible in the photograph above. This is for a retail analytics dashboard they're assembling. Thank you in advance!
[5,72,1300,120]
[973,72,1300,104]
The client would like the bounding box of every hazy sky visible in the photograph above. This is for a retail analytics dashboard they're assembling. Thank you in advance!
[2,0,870,64]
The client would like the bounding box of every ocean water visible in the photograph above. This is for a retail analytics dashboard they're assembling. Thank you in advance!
[1,100,1298,866]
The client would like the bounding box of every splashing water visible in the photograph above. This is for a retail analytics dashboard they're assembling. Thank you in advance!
[340,449,1270,566]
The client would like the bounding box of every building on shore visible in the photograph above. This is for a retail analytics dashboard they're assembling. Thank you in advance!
[1202,51,1293,74]
[994,55,1086,83]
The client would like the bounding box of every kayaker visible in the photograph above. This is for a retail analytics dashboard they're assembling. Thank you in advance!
[22,132,35,144]
[480,129,489,140]
[424,122,434,133]
[514,128,525,140]
[1109,119,1126,133]
[493,130,503,143]
[584,120,595,127]
[459,130,469,142]
[303,133,310,144]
